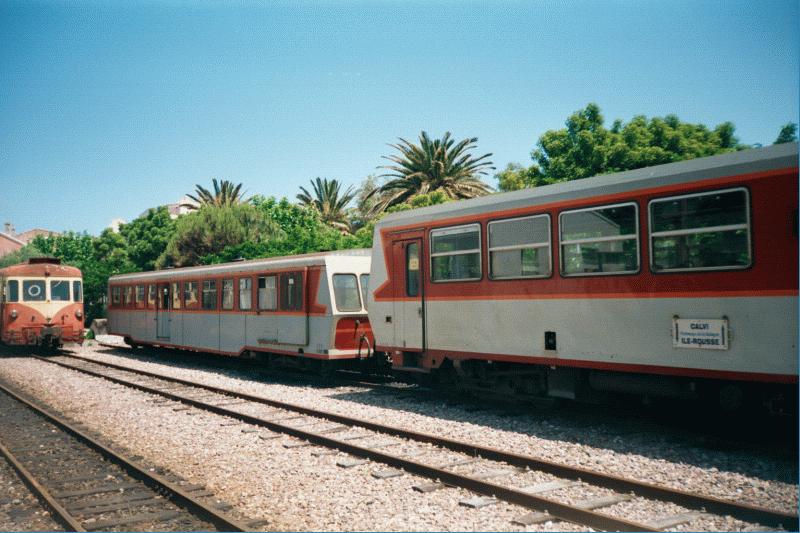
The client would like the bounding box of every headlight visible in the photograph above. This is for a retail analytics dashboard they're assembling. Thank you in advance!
[76,309,83,319]
[10,309,17,319]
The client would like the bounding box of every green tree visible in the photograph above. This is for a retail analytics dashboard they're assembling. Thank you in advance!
[296,177,356,233]
[498,104,749,191]
[0,242,48,268]
[372,131,494,211]
[118,206,177,271]
[157,203,280,268]
[187,178,249,207]
[775,122,798,144]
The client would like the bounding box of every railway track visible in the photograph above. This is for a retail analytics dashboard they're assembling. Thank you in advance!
[0,379,249,532]
[35,352,798,532]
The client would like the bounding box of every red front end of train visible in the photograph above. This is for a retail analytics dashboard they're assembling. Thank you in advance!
[0,258,85,348]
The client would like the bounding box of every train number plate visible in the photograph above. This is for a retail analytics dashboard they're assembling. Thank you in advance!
[672,318,728,350]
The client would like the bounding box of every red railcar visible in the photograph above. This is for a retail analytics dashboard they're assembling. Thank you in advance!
[0,258,84,348]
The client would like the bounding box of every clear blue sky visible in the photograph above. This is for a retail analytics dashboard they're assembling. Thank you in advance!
[1,0,797,235]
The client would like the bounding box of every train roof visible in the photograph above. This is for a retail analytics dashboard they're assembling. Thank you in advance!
[0,258,82,278]
[376,141,798,229]
[109,249,371,283]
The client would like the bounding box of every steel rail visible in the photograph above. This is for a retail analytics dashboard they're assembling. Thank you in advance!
[0,379,249,532]
[53,352,798,530]
[38,355,655,532]
[0,438,86,531]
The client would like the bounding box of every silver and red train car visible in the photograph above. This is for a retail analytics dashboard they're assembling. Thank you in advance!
[107,250,374,366]
[367,142,798,408]
[0,258,85,348]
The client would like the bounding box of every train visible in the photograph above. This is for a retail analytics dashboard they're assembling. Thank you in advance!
[108,142,798,410]
[106,250,374,372]
[0,258,85,349]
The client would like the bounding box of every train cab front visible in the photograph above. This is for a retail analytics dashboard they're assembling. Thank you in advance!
[2,276,85,349]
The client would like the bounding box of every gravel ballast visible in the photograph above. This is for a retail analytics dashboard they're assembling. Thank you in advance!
[0,341,796,531]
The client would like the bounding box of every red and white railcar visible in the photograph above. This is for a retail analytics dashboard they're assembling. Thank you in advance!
[368,142,798,407]
[107,250,374,365]
[0,258,85,348]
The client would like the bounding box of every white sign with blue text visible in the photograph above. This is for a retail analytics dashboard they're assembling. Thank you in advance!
[673,318,729,350]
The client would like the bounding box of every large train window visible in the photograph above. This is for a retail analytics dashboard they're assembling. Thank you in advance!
[6,280,19,302]
[184,282,199,309]
[280,272,303,311]
[51,280,71,301]
[649,188,751,272]
[430,224,482,282]
[136,285,146,308]
[171,282,181,309]
[559,203,639,276]
[147,285,156,308]
[202,280,217,310]
[239,278,253,310]
[333,274,361,312]
[488,215,551,279]
[359,274,370,310]
[124,286,133,307]
[222,279,234,310]
[111,286,121,306]
[73,281,82,303]
[24,280,46,302]
[257,276,277,311]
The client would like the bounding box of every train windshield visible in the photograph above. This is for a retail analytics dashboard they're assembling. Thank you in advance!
[23,280,46,301]
[5,280,19,302]
[333,274,361,312]
[51,280,71,301]
[73,280,83,302]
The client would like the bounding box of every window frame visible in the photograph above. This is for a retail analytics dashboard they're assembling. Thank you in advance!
[647,187,752,273]
[6,280,19,303]
[201,279,218,310]
[238,277,253,311]
[332,273,362,312]
[147,284,156,309]
[257,275,278,311]
[558,201,641,277]
[111,286,121,306]
[487,214,552,280]
[124,285,134,308]
[73,280,82,303]
[359,274,370,310]
[406,242,421,297]
[50,279,72,302]
[279,272,304,311]
[184,281,199,310]
[23,279,47,302]
[429,223,483,283]
[221,278,234,310]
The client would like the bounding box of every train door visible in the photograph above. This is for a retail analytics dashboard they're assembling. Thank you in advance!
[392,238,425,351]
[156,283,170,339]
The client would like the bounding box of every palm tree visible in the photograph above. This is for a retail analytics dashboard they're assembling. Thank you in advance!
[370,131,494,212]
[187,179,249,207]
[297,178,356,233]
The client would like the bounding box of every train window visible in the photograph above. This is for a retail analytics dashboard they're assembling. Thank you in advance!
[184,282,199,309]
[649,188,751,272]
[257,276,277,311]
[239,278,252,310]
[430,224,482,282]
[202,280,217,310]
[51,280,70,301]
[222,279,234,310]
[147,285,156,308]
[406,243,420,296]
[112,286,121,306]
[23,280,46,302]
[73,281,82,303]
[6,280,19,302]
[124,286,133,307]
[172,282,181,309]
[359,274,370,310]
[488,215,551,279]
[280,272,303,311]
[333,274,361,312]
[136,285,146,307]
[560,203,639,276]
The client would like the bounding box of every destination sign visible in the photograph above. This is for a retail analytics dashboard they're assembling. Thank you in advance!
[673,318,729,350]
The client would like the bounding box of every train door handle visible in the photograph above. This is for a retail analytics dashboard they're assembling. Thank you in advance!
[417,307,423,317]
